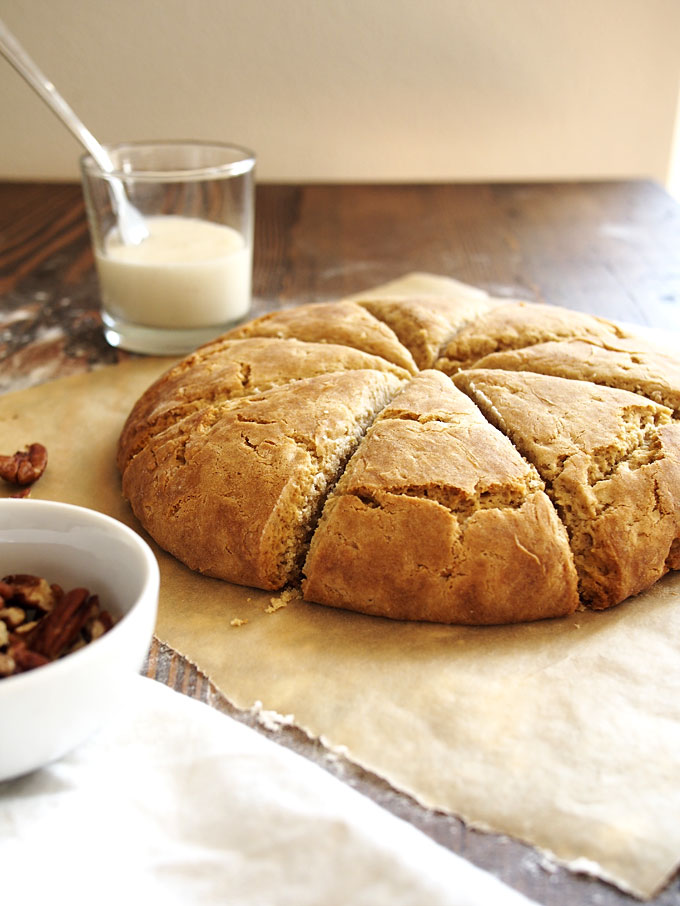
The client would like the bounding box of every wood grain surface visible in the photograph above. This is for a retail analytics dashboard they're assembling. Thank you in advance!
[2,178,680,905]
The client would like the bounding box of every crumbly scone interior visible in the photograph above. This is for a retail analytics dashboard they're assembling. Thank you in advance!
[302,371,579,623]
[121,369,405,590]
[435,301,633,374]
[454,369,680,610]
[117,337,410,470]
[469,337,680,417]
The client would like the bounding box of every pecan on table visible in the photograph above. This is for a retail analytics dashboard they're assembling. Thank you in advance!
[0,443,48,489]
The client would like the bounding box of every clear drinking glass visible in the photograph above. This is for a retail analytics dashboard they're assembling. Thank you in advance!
[80,141,256,355]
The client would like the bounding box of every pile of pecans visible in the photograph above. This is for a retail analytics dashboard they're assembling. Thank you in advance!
[0,574,115,678]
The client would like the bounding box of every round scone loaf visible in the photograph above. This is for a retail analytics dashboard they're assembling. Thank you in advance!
[117,292,680,625]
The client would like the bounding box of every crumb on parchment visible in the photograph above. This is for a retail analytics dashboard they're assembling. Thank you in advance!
[265,586,302,614]
[230,617,248,627]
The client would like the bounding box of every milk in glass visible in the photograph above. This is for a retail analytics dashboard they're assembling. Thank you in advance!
[96,215,251,329]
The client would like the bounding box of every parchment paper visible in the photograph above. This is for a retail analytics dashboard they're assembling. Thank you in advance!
[3,277,680,900]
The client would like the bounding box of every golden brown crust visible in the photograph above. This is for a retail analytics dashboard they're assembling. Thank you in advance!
[436,301,631,374]
[302,492,577,623]
[118,292,680,625]
[223,301,419,373]
[454,369,680,610]
[470,337,680,417]
[302,372,579,623]
[116,337,409,471]
[354,295,493,369]
[122,370,404,590]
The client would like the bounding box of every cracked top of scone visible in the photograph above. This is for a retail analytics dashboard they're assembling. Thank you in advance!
[454,368,674,479]
[223,300,419,373]
[436,301,632,373]
[302,371,579,624]
[353,294,494,369]
[454,369,680,611]
[121,369,404,590]
[468,336,680,417]
[323,370,544,502]
[118,290,680,625]
[117,336,410,471]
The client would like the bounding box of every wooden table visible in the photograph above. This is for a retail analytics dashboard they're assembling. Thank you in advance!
[2,179,680,905]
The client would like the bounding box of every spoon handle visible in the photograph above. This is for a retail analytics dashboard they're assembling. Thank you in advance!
[0,18,114,173]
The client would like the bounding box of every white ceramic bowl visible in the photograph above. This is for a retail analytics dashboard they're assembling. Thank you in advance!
[0,499,159,780]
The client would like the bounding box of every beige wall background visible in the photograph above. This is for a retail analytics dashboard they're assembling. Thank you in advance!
[1,0,679,187]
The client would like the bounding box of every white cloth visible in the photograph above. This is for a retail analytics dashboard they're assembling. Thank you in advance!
[1,676,538,906]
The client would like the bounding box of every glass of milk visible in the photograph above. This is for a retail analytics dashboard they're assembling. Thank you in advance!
[80,141,256,355]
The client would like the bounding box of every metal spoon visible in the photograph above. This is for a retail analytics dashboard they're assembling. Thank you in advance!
[0,18,148,245]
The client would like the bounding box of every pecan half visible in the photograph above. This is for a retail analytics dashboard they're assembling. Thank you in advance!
[0,443,48,487]
[9,638,49,672]
[27,587,93,660]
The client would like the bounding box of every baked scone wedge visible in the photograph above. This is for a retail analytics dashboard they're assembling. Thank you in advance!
[117,337,410,471]
[224,301,418,373]
[354,295,494,369]
[121,369,405,590]
[302,370,579,624]
[454,369,680,610]
[469,337,680,417]
[436,301,631,374]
